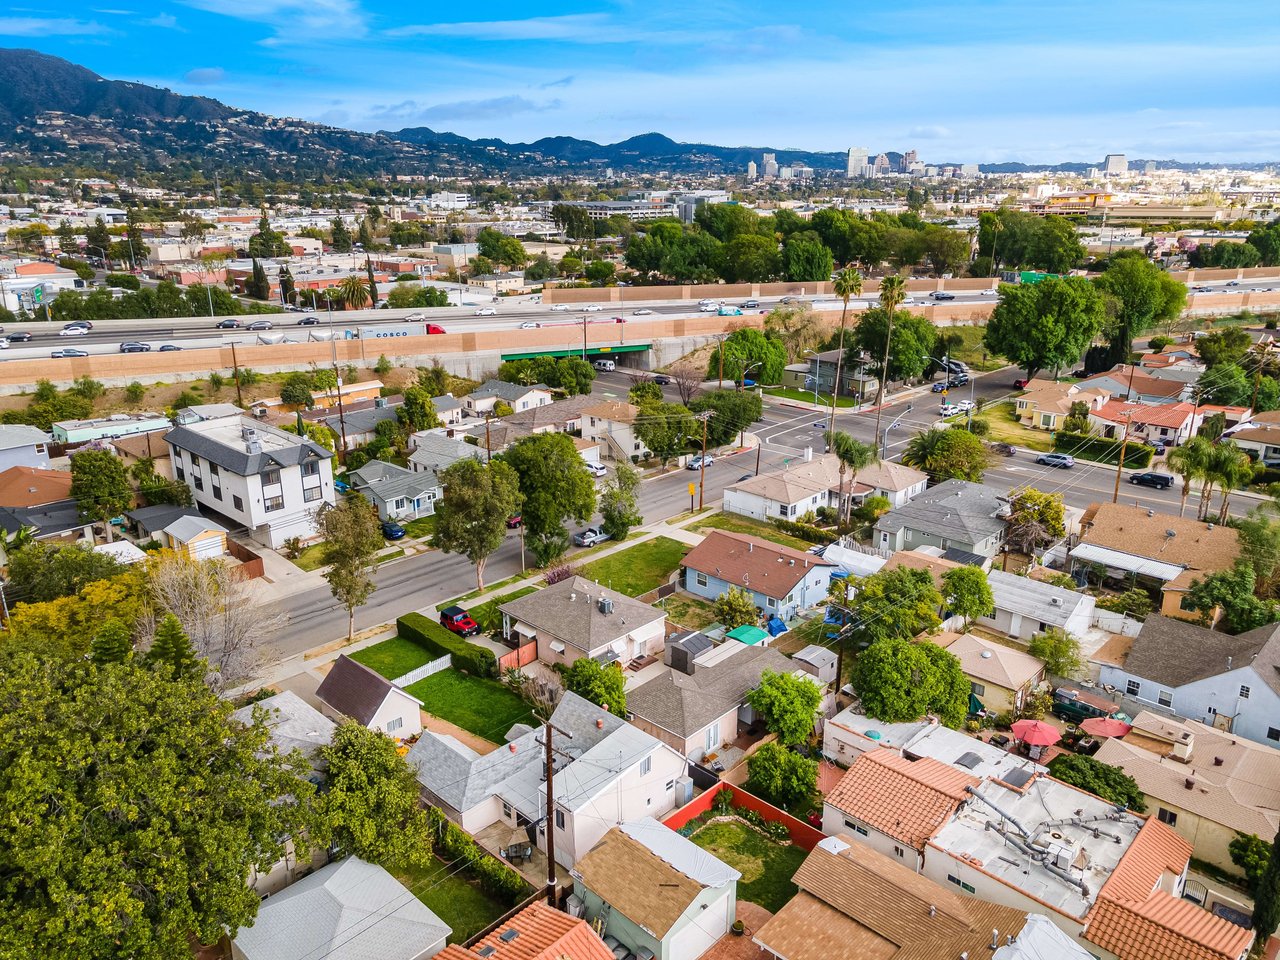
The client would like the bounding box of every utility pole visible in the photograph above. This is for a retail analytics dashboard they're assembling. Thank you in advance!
[231,342,243,407]
[697,412,712,510]
[484,415,493,464]
[1111,413,1132,504]
[541,720,573,908]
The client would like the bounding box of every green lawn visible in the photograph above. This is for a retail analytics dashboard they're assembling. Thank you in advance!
[959,401,1055,453]
[377,548,406,564]
[690,821,807,913]
[579,536,690,597]
[661,593,720,631]
[404,669,536,742]
[940,324,1005,371]
[470,585,540,633]
[350,636,435,680]
[394,856,514,944]
[691,512,811,552]
[404,514,437,539]
[290,542,329,572]
[763,387,860,408]
[772,616,834,655]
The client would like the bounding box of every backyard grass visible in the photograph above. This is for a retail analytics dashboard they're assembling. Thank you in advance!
[959,401,1055,453]
[403,514,437,539]
[349,635,435,680]
[941,324,1005,372]
[690,821,807,913]
[660,593,720,631]
[691,512,811,552]
[404,669,536,743]
[470,585,540,633]
[763,387,859,408]
[772,616,834,655]
[579,536,690,597]
[290,542,328,572]
[394,856,514,944]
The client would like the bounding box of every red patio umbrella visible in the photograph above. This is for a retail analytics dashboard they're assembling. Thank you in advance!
[1011,719,1061,747]
[1080,717,1133,738]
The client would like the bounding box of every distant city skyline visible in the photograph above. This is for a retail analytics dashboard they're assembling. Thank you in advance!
[8,0,1280,163]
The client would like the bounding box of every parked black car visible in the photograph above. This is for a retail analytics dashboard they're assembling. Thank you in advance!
[1129,472,1174,490]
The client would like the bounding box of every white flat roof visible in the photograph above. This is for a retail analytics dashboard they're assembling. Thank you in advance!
[1069,542,1184,581]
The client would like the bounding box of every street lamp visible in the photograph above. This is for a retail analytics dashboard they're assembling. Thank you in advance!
[738,361,763,393]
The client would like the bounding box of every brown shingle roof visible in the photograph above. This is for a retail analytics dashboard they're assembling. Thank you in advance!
[1078,502,1240,574]
[0,465,73,507]
[571,828,704,938]
[1120,615,1271,689]
[753,838,1029,960]
[436,902,614,960]
[107,429,171,461]
[581,400,640,424]
[315,654,420,725]
[824,751,979,850]
[680,530,834,601]
[881,549,962,591]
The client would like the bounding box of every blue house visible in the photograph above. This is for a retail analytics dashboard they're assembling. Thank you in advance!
[680,529,835,623]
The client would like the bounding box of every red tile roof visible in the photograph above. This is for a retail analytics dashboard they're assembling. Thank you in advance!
[1092,400,1198,429]
[824,751,979,850]
[0,465,72,507]
[437,903,615,960]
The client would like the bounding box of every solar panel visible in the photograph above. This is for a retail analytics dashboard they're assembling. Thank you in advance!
[955,751,983,770]
[499,930,520,943]
[1002,767,1034,789]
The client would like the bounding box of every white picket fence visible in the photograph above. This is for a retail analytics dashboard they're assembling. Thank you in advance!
[393,654,451,687]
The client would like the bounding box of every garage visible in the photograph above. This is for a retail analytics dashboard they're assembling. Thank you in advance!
[161,515,229,560]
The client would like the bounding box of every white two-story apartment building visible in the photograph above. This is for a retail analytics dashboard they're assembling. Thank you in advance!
[165,416,336,549]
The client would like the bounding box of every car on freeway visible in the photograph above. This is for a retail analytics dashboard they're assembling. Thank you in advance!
[779,296,797,304]
[652,374,672,385]
[302,304,316,312]
[246,320,273,331]
[119,342,151,353]
[297,316,321,326]
[1013,377,1030,389]
[58,326,89,337]
[585,461,609,478]
[381,520,406,540]
[63,320,94,331]
[698,298,716,305]
[1036,453,1075,469]
[743,299,760,308]
[901,296,917,305]
[550,304,570,312]
[957,399,976,412]
[929,291,956,301]
[1227,280,1241,286]
[7,331,32,342]
[0,339,7,349]
[718,306,743,316]
[51,348,89,358]
[158,344,182,352]
[931,382,948,393]
[518,321,541,329]
[438,605,480,637]
[1130,472,1174,490]
[475,307,497,316]
[573,527,610,548]
[813,421,828,429]
[632,308,654,316]
[584,304,603,312]
[939,403,961,417]
[687,454,714,470]
[980,288,998,296]
[699,303,718,312]
[215,318,241,329]
[506,514,522,528]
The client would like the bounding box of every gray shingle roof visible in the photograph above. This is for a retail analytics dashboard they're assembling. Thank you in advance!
[0,424,52,450]
[626,645,796,738]
[316,655,420,725]
[0,499,84,536]
[875,479,1005,544]
[231,690,336,770]
[1123,615,1280,692]
[347,460,441,505]
[468,379,549,403]
[498,576,665,653]
[233,857,450,960]
[408,434,481,473]
[165,420,333,476]
[321,404,400,435]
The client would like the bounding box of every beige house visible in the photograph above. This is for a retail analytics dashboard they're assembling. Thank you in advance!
[927,631,1046,715]
[1094,712,1280,877]
[159,515,229,560]
[581,400,650,462]
[1015,379,1110,430]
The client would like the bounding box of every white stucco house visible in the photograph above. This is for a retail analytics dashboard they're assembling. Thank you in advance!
[315,654,423,740]
[980,569,1096,641]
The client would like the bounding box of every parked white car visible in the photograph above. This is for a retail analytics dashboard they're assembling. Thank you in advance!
[939,403,961,417]
[519,321,540,329]
[957,399,976,412]
[585,461,609,477]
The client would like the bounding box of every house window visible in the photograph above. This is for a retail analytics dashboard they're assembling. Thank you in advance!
[970,682,985,697]
[302,461,319,477]
[1158,690,1173,707]
[695,571,708,588]
[176,466,186,481]
[894,846,905,858]
[262,468,281,486]
[502,801,511,818]
[264,495,285,513]
[844,819,869,837]
[193,475,204,491]
[905,529,913,542]
[666,780,675,791]
[208,462,219,477]
[1240,685,1251,699]
[233,495,244,511]
[1268,728,1279,742]
[1126,680,1141,696]
[1158,808,1178,827]
[640,755,651,776]
[386,717,403,733]
[304,486,323,502]
[1207,705,1218,716]
[1179,593,1198,612]
[766,597,777,609]
[555,810,565,830]
[212,486,223,501]
[946,875,976,894]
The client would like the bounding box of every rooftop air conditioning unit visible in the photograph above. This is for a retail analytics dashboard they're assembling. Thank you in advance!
[598,597,614,615]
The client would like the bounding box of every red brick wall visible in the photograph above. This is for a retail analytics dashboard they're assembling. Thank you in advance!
[662,781,825,851]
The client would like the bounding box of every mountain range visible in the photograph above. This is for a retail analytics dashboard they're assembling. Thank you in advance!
[0,48,1255,182]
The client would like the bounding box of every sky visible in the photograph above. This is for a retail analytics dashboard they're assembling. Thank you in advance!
[6,0,1280,163]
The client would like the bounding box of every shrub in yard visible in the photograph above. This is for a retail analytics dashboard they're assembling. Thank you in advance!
[769,517,837,544]
[433,813,528,905]
[543,563,580,585]
[712,787,734,816]
[763,820,791,842]
[746,741,817,812]
[397,612,497,677]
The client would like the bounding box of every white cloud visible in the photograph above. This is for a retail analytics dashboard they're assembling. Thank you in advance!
[178,0,365,38]
[386,12,690,44]
[183,67,225,84]
[142,13,183,29]
[367,96,562,126]
[908,125,952,139]
[0,17,108,36]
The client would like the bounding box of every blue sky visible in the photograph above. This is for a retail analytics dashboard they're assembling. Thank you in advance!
[7,0,1280,162]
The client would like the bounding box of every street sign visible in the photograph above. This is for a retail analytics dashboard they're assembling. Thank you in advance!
[687,482,696,496]
[31,284,43,304]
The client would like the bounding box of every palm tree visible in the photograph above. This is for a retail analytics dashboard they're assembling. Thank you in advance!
[902,427,948,476]
[1166,437,1213,518]
[1212,441,1256,523]
[337,275,369,311]
[826,431,877,524]
[827,267,863,433]
[871,273,908,453]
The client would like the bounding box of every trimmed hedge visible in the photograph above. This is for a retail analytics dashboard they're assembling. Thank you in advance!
[427,807,529,905]
[398,612,498,678]
[1052,430,1154,469]
[769,517,838,545]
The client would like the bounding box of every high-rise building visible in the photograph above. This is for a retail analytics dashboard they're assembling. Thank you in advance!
[901,149,919,173]
[1104,154,1128,176]
[746,161,758,180]
[762,152,779,178]
[1143,160,1156,174]
[873,153,891,174]
[847,147,869,177]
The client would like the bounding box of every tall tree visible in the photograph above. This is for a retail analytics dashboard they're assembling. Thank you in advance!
[313,721,434,867]
[1248,827,1280,955]
[316,494,384,639]
[89,618,133,664]
[782,236,834,282]
[941,566,994,628]
[146,613,200,678]
[337,274,369,310]
[365,257,379,306]
[5,543,124,604]
[984,276,1107,380]
[599,463,643,541]
[825,430,876,524]
[0,654,313,959]
[902,428,989,482]
[1166,436,1215,519]
[563,658,627,716]
[70,449,131,542]
[398,385,442,433]
[503,433,597,566]
[829,267,863,430]
[633,401,697,467]
[852,637,967,727]
[1093,254,1188,366]
[434,458,522,591]
[330,217,353,253]
[745,670,823,745]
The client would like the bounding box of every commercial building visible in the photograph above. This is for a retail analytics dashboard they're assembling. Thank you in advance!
[52,412,172,445]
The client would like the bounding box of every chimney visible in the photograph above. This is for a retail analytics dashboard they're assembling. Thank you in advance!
[929,905,936,918]
[596,718,604,729]
[1170,731,1194,763]
[991,930,999,950]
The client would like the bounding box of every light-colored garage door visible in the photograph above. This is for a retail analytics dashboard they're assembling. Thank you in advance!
[190,534,225,561]
[667,892,730,960]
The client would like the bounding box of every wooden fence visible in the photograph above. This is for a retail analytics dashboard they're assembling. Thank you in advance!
[498,643,538,673]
